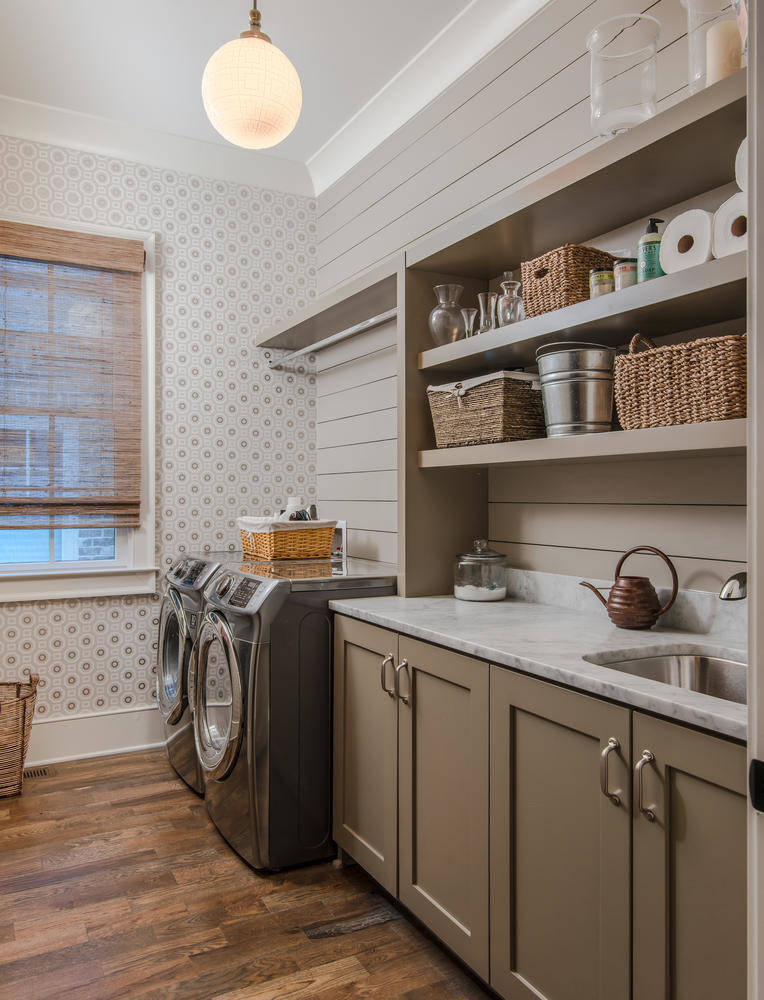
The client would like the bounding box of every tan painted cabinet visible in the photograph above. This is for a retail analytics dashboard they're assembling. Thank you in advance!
[333,616,399,894]
[632,711,747,1000]
[397,636,490,978]
[489,667,632,1000]
[334,617,747,1000]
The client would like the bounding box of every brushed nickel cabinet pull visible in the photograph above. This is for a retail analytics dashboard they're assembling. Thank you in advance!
[395,659,412,706]
[600,737,621,806]
[636,749,657,822]
[380,654,395,698]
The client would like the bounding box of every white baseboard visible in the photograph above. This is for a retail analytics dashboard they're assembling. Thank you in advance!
[26,705,165,766]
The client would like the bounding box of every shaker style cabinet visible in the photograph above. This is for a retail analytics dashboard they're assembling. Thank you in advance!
[632,712,747,1000]
[333,616,747,1000]
[332,619,490,976]
[489,667,632,1000]
[397,636,489,978]
[333,616,399,893]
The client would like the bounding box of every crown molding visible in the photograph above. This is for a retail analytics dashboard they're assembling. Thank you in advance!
[0,94,315,198]
[306,0,549,195]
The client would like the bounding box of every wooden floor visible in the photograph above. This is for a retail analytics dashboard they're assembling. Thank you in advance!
[0,750,492,1000]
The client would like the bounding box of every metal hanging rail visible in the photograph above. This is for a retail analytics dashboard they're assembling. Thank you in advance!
[266,307,398,369]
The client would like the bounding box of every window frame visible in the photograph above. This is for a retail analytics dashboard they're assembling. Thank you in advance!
[0,215,157,602]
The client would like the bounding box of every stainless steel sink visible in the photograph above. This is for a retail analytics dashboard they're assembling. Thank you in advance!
[584,651,747,705]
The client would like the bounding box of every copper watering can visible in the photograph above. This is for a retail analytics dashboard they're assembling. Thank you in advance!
[580,545,679,630]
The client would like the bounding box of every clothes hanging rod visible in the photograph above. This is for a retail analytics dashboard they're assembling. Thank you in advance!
[266,307,397,369]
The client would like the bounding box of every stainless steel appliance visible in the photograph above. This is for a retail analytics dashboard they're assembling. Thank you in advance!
[193,557,396,870]
[157,553,234,793]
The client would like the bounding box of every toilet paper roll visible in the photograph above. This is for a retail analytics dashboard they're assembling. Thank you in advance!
[735,136,748,193]
[713,191,748,258]
[659,210,714,274]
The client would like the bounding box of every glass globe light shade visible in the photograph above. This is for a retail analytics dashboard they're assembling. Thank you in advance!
[202,35,302,150]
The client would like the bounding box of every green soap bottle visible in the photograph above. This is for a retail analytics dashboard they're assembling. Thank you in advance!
[637,217,665,283]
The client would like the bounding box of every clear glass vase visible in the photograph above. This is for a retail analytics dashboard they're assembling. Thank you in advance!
[587,14,660,136]
[477,291,498,334]
[428,284,465,346]
[496,279,524,327]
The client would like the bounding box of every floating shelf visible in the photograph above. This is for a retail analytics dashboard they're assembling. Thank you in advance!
[256,256,401,352]
[407,71,746,279]
[418,419,746,470]
[418,254,746,373]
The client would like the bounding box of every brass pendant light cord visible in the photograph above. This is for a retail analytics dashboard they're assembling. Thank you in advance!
[240,1,271,41]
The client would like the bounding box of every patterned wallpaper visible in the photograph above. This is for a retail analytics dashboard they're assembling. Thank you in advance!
[0,134,318,720]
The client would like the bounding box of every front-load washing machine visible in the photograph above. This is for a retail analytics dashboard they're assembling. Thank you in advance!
[193,557,396,870]
[157,553,236,793]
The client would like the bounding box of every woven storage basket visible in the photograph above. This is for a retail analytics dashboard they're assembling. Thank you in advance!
[0,674,38,798]
[237,518,337,560]
[521,243,615,318]
[427,371,545,448]
[614,333,747,430]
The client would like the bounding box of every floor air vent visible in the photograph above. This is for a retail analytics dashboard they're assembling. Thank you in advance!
[23,766,53,780]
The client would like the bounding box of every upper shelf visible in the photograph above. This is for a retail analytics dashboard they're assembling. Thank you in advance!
[419,253,747,373]
[407,71,746,279]
[419,419,747,470]
[256,256,401,352]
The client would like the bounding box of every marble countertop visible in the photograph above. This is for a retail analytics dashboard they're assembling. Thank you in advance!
[328,595,747,741]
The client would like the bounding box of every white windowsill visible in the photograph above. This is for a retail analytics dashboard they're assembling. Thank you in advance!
[0,566,159,602]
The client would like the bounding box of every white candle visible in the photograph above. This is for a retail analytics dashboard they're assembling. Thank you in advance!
[706,19,742,87]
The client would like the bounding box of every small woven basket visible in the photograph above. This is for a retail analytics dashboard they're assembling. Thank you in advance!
[0,674,39,798]
[427,371,545,448]
[614,333,747,430]
[521,243,615,318]
[238,518,337,561]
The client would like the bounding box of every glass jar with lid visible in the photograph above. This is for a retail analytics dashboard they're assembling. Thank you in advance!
[454,539,508,601]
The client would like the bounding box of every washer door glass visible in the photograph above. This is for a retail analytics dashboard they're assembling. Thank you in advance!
[158,595,186,724]
[195,616,243,779]
[202,635,233,755]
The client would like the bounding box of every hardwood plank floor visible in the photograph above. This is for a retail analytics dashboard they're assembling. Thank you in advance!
[0,750,492,1000]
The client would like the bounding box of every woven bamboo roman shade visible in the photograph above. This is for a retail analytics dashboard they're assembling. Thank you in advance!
[0,222,145,530]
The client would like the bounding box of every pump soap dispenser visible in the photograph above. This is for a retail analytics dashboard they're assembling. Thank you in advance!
[637,218,665,283]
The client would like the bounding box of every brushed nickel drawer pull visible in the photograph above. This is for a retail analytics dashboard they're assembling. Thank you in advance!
[600,737,621,806]
[380,654,395,698]
[636,749,657,822]
[395,659,412,707]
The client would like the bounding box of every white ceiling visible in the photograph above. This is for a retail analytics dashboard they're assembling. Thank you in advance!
[0,0,547,195]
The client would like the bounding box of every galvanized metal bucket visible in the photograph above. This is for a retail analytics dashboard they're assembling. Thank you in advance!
[536,342,615,437]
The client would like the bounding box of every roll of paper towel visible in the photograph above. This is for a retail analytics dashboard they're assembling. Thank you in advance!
[659,210,714,274]
[735,136,748,192]
[713,191,748,257]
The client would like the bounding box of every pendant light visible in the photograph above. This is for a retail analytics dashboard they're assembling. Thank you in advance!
[202,3,302,150]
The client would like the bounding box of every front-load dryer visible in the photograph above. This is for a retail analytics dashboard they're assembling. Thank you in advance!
[194,558,396,870]
[157,553,234,793]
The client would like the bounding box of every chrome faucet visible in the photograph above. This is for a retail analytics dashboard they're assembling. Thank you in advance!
[719,572,747,601]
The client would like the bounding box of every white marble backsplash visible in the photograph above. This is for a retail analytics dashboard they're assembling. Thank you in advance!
[506,568,747,648]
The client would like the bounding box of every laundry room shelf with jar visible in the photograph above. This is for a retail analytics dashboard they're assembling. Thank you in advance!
[418,253,746,375]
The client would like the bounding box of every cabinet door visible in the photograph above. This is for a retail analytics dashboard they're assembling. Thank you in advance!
[490,667,631,1000]
[397,636,490,979]
[333,616,399,894]
[632,712,747,1000]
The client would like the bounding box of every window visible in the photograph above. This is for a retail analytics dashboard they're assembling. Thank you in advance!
[0,218,156,600]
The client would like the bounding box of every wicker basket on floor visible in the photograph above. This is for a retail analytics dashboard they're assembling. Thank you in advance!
[521,243,615,317]
[0,674,39,798]
[237,518,337,560]
[427,371,545,448]
[614,333,747,430]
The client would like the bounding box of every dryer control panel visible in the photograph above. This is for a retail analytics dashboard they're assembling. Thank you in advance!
[206,571,283,614]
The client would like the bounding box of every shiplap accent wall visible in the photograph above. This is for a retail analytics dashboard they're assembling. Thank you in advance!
[316,0,689,293]
[315,0,744,590]
[316,318,398,563]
